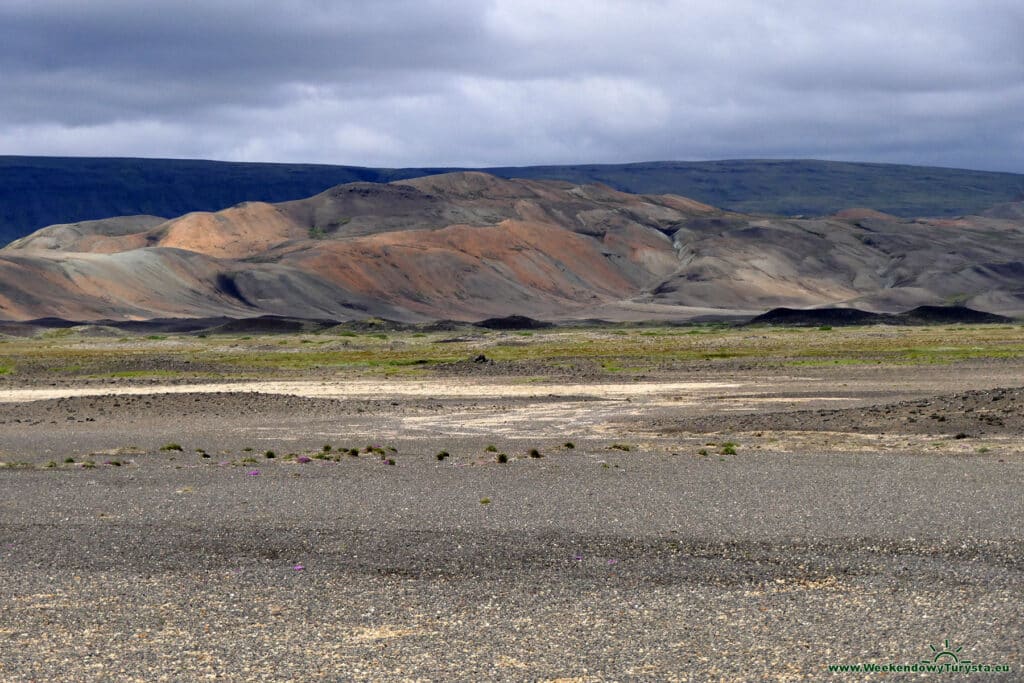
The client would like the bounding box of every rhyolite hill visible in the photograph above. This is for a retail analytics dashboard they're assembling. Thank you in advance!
[2,156,1024,246]
[2,172,1023,323]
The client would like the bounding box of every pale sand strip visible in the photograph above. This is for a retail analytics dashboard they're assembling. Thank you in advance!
[0,380,742,403]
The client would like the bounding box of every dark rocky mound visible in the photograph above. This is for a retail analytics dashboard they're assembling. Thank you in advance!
[201,315,340,335]
[747,307,885,327]
[899,305,1013,325]
[1,317,234,335]
[748,305,1015,327]
[21,317,82,329]
[109,317,233,333]
[475,315,554,330]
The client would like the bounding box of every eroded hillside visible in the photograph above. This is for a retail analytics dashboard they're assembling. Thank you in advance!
[2,172,1023,321]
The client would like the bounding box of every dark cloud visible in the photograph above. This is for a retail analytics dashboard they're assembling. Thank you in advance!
[1,0,1022,171]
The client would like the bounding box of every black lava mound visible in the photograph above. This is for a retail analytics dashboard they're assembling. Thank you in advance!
[475,315,554,330]
[748,305,1014,327]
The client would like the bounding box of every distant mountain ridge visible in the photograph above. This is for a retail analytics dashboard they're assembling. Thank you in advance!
[2,156,1023,246]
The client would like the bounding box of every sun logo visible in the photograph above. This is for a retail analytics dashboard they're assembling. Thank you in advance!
[921,640,972,665]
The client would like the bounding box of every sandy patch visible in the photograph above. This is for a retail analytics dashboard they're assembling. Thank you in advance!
[0,380,742,403]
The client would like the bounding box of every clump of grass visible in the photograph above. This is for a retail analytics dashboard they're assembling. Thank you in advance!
[240,457,258,464]
[563,442,575,449]
[64,457,76,464]
[529,448,543,459]
[719,442,738,455]
[818,325,833,331]
[160,443,183,452]
[496,453,509,464]
[322,444,332,452]
[44,460,57,469]
[485,444,498,452]
[264,450,276,459]
[195,448,206,456]
[312,453,329,460]
[479,497,491,505]
[347,448,360,457]
[385,458,396,466]
[242,447,253,453]
[105,459,122,467]
[436,451,450,461]
[698,449,708,456]
[609,443,631,451]
[81,460,96,469]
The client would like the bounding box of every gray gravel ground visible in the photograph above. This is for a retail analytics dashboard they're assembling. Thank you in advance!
[1,375,1023,681]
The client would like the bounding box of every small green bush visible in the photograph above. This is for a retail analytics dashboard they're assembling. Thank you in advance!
[497,453,509,463]
[529,448,542,458]
[160,443,183,452]
[436,451,450,461]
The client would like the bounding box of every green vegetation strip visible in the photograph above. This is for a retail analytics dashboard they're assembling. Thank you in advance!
[1,324,1023,379]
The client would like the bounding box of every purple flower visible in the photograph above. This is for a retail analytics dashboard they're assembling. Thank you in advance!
[573,554,583,561]
[247,469,260,476]
[607,559,619,565]
[293,563,304,571]
[296,456,312,464]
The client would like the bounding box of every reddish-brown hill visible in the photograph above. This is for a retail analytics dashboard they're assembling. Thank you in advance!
[2,173,1023,322]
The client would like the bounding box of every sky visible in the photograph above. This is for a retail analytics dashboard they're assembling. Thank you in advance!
[1,0,1022,172]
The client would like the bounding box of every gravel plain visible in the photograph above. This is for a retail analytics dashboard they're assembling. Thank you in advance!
[1,346,1022,681]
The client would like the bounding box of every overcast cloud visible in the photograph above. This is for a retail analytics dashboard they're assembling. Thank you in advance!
[1,0,1022,171]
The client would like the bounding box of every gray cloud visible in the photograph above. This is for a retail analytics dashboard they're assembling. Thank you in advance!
[1,0,1022,171]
